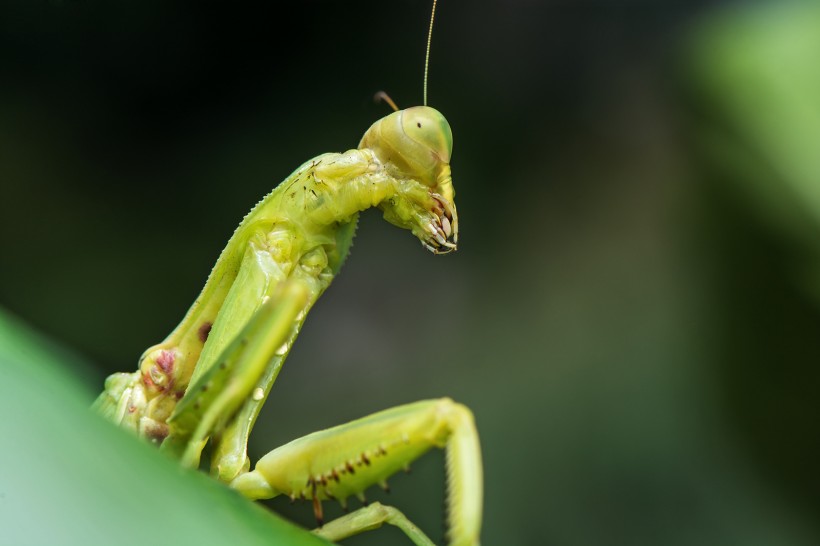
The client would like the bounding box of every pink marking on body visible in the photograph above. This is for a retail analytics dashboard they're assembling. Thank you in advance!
[198,322,212,343]
[142,373,156,389]
[156,350,175,374]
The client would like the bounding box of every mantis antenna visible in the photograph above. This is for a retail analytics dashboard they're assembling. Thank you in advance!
[374,91,400,112]
[376,0,438,111]
[423,0,438,106]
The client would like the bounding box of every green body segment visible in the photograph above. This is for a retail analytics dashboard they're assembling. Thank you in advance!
[314,502,435,546]
[161,282,309,467]
[231,398,482,546]
[94,152,367,454]
[95,106,458,469]
[234,400,447,501]
[93,105,477,544]
[183,153,363,389]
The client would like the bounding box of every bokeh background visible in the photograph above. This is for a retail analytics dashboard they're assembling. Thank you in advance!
[2,0,820,544]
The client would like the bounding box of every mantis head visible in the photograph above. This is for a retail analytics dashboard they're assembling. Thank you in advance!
[359,106,458,254]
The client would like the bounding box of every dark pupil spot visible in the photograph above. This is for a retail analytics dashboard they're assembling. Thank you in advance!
[417,122,422,128]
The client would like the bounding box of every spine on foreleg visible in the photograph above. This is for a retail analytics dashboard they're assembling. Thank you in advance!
[230,398,482,546]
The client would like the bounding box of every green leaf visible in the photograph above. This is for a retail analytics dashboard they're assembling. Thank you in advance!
[0,308,330,546]
[687,2,820,248]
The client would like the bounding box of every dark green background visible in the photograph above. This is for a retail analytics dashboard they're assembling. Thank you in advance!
[2,1,819,544]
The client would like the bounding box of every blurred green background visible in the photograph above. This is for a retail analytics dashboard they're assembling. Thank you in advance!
[2,0,820,544]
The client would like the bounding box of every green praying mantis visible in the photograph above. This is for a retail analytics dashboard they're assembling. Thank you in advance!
[92,2,482,545]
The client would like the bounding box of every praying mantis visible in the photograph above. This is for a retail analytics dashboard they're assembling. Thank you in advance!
[92,2,482,545]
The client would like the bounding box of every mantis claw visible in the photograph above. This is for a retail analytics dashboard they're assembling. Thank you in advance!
[421,213,457,254]
[430,192,458,249]
[441,216,452,238]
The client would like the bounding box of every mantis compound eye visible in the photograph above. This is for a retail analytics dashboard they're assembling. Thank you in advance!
[401,106,453,164]
[358,106,453,190]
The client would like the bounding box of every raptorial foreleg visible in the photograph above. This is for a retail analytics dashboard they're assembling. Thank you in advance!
[161,281,309,468]
[230,398,482,546]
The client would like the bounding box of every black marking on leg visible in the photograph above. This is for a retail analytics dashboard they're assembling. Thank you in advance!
[312,481,324,527]
[313,501,323,527]
[197,322,212,343]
